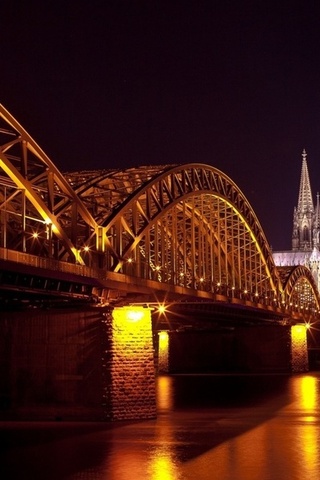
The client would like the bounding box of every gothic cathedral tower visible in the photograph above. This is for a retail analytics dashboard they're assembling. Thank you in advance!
[292,149,320,251]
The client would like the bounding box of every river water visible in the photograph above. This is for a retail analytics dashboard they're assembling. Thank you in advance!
[1,373,320,480]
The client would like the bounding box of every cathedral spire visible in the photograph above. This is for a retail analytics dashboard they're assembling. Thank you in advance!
[316,192,320,228]
[297,149,314,214]
[292,149,315,251]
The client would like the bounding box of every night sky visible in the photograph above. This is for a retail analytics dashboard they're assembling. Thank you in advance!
[2,0,320,251]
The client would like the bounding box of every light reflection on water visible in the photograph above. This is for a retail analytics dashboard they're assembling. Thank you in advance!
[179,374,320,480]
[97,374,320,480]
[2,373,320,480]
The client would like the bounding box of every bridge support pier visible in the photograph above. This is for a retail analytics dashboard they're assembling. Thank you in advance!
[158,331,169,373]
[291,325,309,373]
[102,306,156,421]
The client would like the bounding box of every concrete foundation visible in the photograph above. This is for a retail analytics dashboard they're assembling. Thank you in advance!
[0,306,156,421]
[0,308,105,420]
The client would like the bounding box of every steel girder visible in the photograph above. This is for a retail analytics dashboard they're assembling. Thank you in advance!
[0,104,97,264]
[71,163,281,299]
[1,103,319,315]
[279,265,320,316]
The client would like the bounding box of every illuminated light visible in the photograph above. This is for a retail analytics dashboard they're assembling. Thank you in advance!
[199,277,204,282]
[157,375,173,410]
[300,376,317,410]
[110,306,156,420]
[126,309,144,322]
[232,286,235,290]
[32,232,39,238]
[179,272,184,277]
[155,265,161,271]
[44,217,52,225]
[217,282,221,287]
[244,289,248,294]
[254,291,258,296]
[149,450,179,480]
[158,305,166,314]
[158,331,169,373]
[305,322,311,330]
[127,257,133,263]
[291,324,309,372]
[83,245,90,252]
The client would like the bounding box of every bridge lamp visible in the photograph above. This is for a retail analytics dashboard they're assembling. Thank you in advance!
[83,245,90,252]
[199,277,204,283]
[155,265,161,271]
[127,257,133,263]
[32,232,39,239]
[158,304,166,315]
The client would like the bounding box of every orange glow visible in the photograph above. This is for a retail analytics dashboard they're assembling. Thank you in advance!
[300,376,317,410]
[148,449,180,480]
[291,324,309,372]
[158,331,169,373]
[293,376,319,475]
[32,232,38,238]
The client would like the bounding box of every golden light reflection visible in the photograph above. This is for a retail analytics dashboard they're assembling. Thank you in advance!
[294,375,319,476]
[300,375,317,411]
[148,448,181,480]
[157,375,173,411]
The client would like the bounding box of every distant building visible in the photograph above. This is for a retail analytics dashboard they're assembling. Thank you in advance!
[273,149,320,290]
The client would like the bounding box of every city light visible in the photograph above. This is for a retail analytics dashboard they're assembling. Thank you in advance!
[158,305,166,314]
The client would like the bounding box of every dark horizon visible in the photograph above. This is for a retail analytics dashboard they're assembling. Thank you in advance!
[2,1,320,250]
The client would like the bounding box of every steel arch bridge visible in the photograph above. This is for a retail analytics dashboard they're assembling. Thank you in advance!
[0,103,319,321]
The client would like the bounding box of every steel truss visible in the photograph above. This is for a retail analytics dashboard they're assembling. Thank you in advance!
[0,104,320,315]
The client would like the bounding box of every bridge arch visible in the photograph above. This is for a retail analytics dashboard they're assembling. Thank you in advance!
[81,163,281,298]
[279,265,320,317]
[1,104,319,315]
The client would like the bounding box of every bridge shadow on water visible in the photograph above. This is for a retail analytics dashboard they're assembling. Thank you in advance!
[155,373,293,460]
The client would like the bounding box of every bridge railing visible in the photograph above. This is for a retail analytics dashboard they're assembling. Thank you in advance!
[0,247,107,281]
[0,247,319,320]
